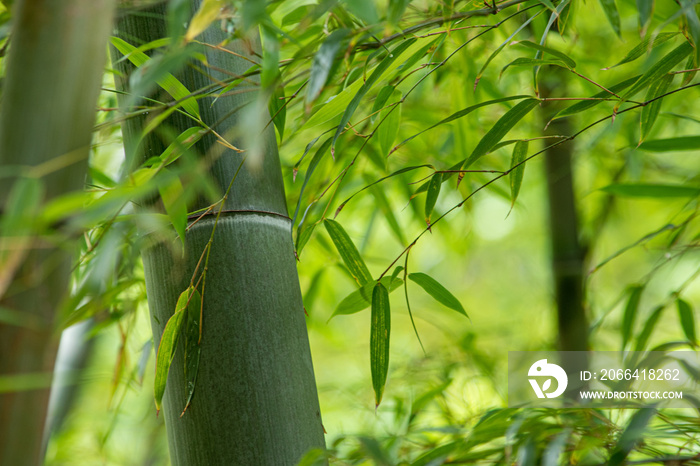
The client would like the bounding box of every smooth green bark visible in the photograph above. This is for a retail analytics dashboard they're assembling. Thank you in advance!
[113,4,326,464]
[0,1,115,464]
[540,77,589,354]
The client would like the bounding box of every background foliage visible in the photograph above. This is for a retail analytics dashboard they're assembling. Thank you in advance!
[2,0,700,463]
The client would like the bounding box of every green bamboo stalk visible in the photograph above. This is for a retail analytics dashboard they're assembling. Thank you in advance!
[0,0,115,464]
[113,4,326,464]
[540,74,589,354]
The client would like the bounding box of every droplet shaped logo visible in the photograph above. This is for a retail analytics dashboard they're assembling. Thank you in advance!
[528,359,568,399]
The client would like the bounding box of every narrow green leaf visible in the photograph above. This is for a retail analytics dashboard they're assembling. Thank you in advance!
[553,75,640,120]
[501,58,570,76]
[331,39,416,151]
[538,0,557,11]
[346,0,379,24]
[295,222,316,257]
[638,136,700,152]
[306,29,349,106]
[377,90,402,157]
[304,38,429,129]
[269,84,286,140]
[682,54,698,86]
[2,177,44,236]
[543,429,571,466]
[158,127,204,166]
[598,0,622,37]
[110,37,200,119]
[622,42,693,100]
[337,165,434,216]
[682,0,700,67]
[602,183,700,198]
[371,85,395,124]
[464,99,539,168]
[621,285,644,350]
[634,305,665,351]
[396,96,532,153]
[605,33,678,69]
[185,0,222,41]
[370,283,391,406]
[182,289,202,414]
[515,41,576,68]
[677,298,697,343]
[154,287,192,411]
[158,169,187,245]
[408,273,468,318]
[424,174,442,226]
[331,276,403,318]
[608,408,657,466]
[324,219,373,285]
[509,141,529,208]
[640,74,674,143]
[292,137,332,224]
[637,0,654,34]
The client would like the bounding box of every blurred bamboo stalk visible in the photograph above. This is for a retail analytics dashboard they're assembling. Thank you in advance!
[540,77,590,354]
[113,3,326,464]
[0,0,115,464]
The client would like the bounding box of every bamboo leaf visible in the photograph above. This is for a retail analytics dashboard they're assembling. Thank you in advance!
[464,99,539,168]
[424,174,442,227]
[331,276,403,318]
[509,140,529,208]
[292,138,332,224]
[395,96,531,153]
[501,58,570,76]
[514,41,577,68]
[158,127,204,166]
[408,273,468,318]
[604,33,678,69]
[303,38,429,129]
[324,219,373,285]
[640,74,674,143]
[608,408,656,466]
[598,0,622,37]
[638,136,700,152]
[377,90,402,157]
[621,285,644,350]
[331,39,416,151]
[538,0,557,11]
[602,183,700,198]
[553,75,640,120]
[306,28,349,106]
[182,289,202,414]
[622,42,693,100]
[681,0,700,67]
[634,305,665,351]
[677,298,697,343]
[154,287,192,412]
[295,222,315,257]
[110,37,200,119]
[269,84,286,141]
[370,283,391,406]
[336,165,433,216]
[371,85,395,124]
[158,169,187,245]
[682,54,697,86]
[185,0,222,42]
